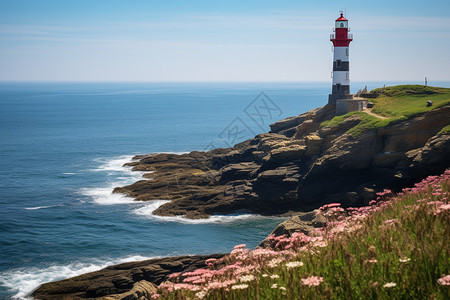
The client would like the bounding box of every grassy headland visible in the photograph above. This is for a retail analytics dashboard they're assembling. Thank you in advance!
[152,170,450,299]
[321,85,450,137]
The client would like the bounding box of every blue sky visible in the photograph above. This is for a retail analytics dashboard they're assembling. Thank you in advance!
[0,0,449,82]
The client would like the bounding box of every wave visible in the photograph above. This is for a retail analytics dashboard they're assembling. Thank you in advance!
[82,155,148,205]
[0,255,158,300]
[80,187,137,205]
[24,206,54,210]
[133,200,274,224]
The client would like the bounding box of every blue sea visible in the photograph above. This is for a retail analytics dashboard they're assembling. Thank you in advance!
[0,81,448,299]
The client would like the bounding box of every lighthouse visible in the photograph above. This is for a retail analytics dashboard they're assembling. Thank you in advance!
[328,12,366,115]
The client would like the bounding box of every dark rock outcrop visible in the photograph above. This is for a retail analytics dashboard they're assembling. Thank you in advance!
[114,104,449,219]
[32,254,224,300]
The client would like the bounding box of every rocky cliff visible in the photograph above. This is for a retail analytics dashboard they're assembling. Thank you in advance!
[113,103,450,219]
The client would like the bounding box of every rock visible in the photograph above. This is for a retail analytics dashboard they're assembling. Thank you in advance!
[258,210,326,248]
[32,254,224,300]
[270,113,307,134]
[219,162,259,183]
[304,134,322,157]
[111,104,449,219]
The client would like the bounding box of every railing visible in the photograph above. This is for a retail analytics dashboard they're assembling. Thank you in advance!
[330,33,353,40]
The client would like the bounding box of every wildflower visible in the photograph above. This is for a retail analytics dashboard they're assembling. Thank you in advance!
[271,283,278,289]
[231,284,249,290]
[168,272,181,279]
[151,294,161,299]
[239,274,255,282]
[383,219,397,225]
[399,257,411,263]
[233,244,247,249]
[301,276,323,287]
[279,286,287,291]
[268,258,283,268]
[365,259,377,263]
[270,274,280,279]
[383,282,396,288]
[195,291,207,299]
[286,261,304,268]
[205,258,218,266]
[262,274,269,277]
[437,275,450,286]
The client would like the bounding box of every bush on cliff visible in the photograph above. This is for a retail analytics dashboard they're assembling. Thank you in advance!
[151,170,450,299]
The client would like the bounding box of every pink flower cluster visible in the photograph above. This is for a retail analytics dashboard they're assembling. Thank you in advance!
[301,276,324,287]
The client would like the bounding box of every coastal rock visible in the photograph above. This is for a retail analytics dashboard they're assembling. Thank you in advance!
[32,254,224,300]
[113,104,449,218]
[258,210,326,248]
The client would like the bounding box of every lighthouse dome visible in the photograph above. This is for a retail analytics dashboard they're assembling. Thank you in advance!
[336,13,348,21]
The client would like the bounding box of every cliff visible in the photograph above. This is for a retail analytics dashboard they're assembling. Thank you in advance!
[113,85,450,219]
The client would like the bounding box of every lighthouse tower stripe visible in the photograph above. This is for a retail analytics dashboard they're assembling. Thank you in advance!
[332,72,349,85]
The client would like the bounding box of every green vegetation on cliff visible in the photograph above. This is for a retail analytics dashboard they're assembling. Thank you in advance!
[321,85,450,137]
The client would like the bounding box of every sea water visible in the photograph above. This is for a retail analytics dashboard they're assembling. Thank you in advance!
[0,81,448,299]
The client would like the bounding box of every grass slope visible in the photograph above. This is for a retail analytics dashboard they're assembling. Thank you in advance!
[321,85,450,137]
[153,171,450,299]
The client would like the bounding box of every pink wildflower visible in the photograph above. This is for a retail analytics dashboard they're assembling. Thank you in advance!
[233,244,247,249]
[151,293,161,299]
[168,272,181,279]
[437,274,450,286]
[301,276,324,287]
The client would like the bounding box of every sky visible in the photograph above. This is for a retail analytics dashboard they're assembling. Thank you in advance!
[0,0,449,82]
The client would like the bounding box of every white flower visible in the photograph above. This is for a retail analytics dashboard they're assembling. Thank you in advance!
[262,274,269,277]
[231,284,249,290]
[286,261,304,268]
[268,258,283,268]
[270,274,280,279]
[279,286,287,291]
[271,283,278,289]
[383,282,396,288]
[195,291,207,299]
[239,274,255,282]
[399,257,410,263]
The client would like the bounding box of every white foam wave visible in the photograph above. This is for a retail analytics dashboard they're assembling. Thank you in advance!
[82,155,148,205]
[80,187,139,205]
[133,200,268,224]
[62,172,76,175]
[0,255,158,300]
[24,206,53,210]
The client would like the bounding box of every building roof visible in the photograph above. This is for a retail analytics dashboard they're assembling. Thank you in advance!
[336,13,348,21]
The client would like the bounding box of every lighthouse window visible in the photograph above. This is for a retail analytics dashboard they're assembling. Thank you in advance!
[340,23,344,28]
[346,48,349,56]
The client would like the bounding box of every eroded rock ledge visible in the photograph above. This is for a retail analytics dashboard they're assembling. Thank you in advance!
[113,104,450,219]
[31,254,224,300]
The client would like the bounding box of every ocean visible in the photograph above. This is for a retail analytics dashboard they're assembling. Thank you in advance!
[0,81,448,299]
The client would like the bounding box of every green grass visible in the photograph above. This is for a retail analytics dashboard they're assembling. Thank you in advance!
[154,172,450,299]
[370,85,450,118]
[321,85,450,137]
[439,125,450,135]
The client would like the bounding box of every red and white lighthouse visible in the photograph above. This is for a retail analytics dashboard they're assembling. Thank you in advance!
[329,12,353,104]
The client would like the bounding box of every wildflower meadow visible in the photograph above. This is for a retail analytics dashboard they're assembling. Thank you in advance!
[150,170,450,299]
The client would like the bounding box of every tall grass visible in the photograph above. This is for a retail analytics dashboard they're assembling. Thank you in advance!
[150,171,450,299]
